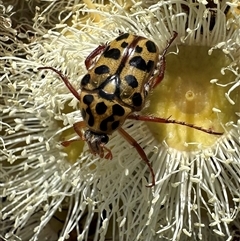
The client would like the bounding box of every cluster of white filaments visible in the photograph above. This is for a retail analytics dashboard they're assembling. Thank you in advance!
[0,0,240,241]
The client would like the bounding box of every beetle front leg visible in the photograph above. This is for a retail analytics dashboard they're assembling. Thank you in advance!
[85,44,108,70]
[61,121,86,147]
[118,127,155,187]
[127,113,223,135]
[150,31,178,89]
[100,145,113,160]
[38,67,81,101]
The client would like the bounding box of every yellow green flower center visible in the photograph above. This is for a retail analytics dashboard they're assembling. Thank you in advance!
[144,45,239,151]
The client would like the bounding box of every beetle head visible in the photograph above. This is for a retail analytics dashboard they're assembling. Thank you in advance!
[84,130,112,159]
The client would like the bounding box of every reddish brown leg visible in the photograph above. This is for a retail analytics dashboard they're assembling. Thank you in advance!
[85,44,107,69]
[118,127,155,187]
[61,139,82,147]
[61,121,86,147]
[38,67,81,101]
[128,113,223,135]
[150,31,178,89]
[72,121,86,138]
[100,145,113,160]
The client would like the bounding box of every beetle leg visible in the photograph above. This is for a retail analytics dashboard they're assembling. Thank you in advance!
[85,44,108,70]
[61,121,89,141]
[90,144,112,160]
[38,67,81,101]
[61,139,82,147]
[73,121,86,138]
[61,121,86,147]
[128,113,223,135]
[101,145,113,160]
[118,127,155,187]
[150,31,178,89]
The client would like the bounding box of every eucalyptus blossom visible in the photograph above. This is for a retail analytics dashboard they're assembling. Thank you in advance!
[0,0,240,241]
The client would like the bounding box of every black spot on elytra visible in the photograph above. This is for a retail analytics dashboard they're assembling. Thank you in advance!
[86,107,94,126]
[95,102,107,115]
[135,45,143,53]
[125,75,138,88]
[100,115,115,132]
[146,60,155,73]
[121,41,128,48]
[83,94,94,105]
[146,40,157,53]
[132,92,142,107]
[81,74,90,86]
[116,33,129,41]
[94,65,110,75]
[111,121,120,130]
[104,48,121,60]
[129,56,147,71]
[112,104,125,116]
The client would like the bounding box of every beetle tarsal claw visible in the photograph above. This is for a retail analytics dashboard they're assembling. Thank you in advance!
[104,152,113,160]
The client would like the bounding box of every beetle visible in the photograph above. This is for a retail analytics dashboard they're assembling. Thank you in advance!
[38,32,222,187]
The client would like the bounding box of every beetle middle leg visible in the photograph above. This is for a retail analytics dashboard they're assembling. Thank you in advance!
[118,127,155,187]
[127,113,223,135]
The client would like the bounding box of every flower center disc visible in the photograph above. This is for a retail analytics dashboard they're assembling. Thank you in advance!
[144,45,239,151]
